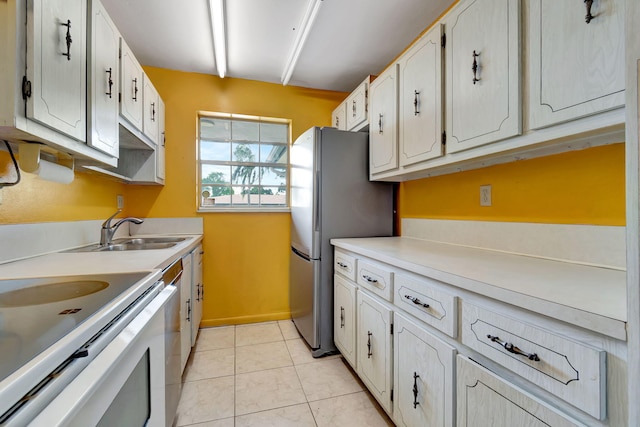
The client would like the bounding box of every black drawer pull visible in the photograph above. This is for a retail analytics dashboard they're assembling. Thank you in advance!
[487,334,540,361]
[412,372,420,408]
[362,275,378,283]
[367,331,373,358]
[404,294,429,308]
[336,261,349,269]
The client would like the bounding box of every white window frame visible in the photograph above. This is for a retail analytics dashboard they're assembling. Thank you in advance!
[196,112,291,212]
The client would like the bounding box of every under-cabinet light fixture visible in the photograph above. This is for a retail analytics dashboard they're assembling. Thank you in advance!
[281,0,323,86]
[209,0,227,78]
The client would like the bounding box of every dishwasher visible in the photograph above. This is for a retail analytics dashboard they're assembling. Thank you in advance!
[163,258,184,427]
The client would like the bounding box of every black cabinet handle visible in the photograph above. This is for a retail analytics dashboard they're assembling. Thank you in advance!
[352,99,357,117]
[412,372,420,408]
[367,331,373,358]
[362,275,378,284]
[151,102,156,122]
[186,299,191,322]
[472,50,480,84]
[61,20,72,61]
[132,78,139,101]
[487,334,540,361]
[585,0,594,23]
[337,261,348,269]
[404,294,429,308]
[340,306,345,328]
[378,114,383,134]
[106,68,113,98]
[414,90,420,115]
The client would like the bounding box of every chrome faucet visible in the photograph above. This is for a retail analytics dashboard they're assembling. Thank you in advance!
[100,210,144,246]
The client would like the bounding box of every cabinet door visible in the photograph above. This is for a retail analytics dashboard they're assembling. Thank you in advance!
[119,38,144,131]
[528,0,624,129]
[394,313,455,427]
[143,76,160,144]
[156,97,166,180]
[334,275,357,368]
[445,0,521,153]
[332,102,347,130]
[191,245,203,346]
[27,0,87,141]
[369,65,399,176]
[88,0,119,157]
[180,253,193,372]
[399,24,443,166]
[357,290,393,414]
[346,78,368,131]
[457,356,583,427]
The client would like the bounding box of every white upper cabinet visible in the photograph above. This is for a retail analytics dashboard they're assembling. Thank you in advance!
[528,0,625,129]
[399,24,444,166]
[88,0,119,157]
[369,65,399,176]
[27,0,87,142]
[331,102,347,130]
[119,38,144,132]
[345,76,370,131]
[156,97,166,180]
[445,0,521,153]
[142,76,160,144]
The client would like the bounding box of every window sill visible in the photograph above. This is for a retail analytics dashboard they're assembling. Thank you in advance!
[197,207,291,213]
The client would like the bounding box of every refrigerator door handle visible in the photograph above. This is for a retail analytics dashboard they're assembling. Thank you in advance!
[292,246,312,261]
[314,170,320,232]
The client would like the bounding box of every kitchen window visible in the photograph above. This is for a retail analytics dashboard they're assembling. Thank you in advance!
[197,113,290,211]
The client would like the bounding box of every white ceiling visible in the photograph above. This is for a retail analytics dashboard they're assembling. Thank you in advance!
[100,0,454,93]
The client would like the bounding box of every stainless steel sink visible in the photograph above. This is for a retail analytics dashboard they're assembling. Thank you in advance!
[96,242,177,251]
[116,237,186,245]
[64,237,186,252]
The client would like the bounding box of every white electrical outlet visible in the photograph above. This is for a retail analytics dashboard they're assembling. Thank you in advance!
[116,194,124,209]
[480,185,492,207]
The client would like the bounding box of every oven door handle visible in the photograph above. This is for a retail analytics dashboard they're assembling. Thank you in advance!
[28,284,177,427]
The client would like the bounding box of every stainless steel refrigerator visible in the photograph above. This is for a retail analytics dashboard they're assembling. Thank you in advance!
[289,127,393,357]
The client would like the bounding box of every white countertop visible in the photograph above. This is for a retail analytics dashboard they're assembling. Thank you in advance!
[331,237,627,341]
[0,234,203,279]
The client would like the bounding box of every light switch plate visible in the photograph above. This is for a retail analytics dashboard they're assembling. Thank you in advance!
[117,194,124,209]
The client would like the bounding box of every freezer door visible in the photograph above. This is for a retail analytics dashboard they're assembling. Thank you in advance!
[290,127,320,258]
[290,247,320,348]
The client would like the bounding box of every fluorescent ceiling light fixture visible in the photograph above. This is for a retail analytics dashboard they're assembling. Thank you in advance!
[209,0,227,78]
[281,0,323,86]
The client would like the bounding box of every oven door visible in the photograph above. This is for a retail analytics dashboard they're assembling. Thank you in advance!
[29,284,178,427]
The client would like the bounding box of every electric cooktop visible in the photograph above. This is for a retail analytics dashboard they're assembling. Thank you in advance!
[0,272,152,383]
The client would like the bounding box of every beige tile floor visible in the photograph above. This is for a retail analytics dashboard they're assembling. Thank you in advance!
[174,320,394,427]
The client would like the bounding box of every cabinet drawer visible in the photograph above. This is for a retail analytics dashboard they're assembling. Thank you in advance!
[457,356,585,427]
[334,250,356,282]
[461,301,606,419]
[357,259,393,301]
[395,274,457,338]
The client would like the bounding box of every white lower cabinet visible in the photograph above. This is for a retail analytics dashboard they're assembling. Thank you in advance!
[457,355,583,427]
[180,252,193,372]
[334,275,357,368]
[333,246,619,427]
[191,244,203,346]
[393,312,455,427]
[357,289,393,414]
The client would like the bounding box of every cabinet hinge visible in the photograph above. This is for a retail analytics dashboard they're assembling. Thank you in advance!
[21,76,31,100]
[441,131,446,146]
[441,33,446,48]
[391,389,394,402]
[390,323,393,335]
[118,92,121,103]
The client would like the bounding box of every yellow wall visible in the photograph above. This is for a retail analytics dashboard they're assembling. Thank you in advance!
[0,167,125,224]
[400,143,625,226]
[129,67,344,326]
